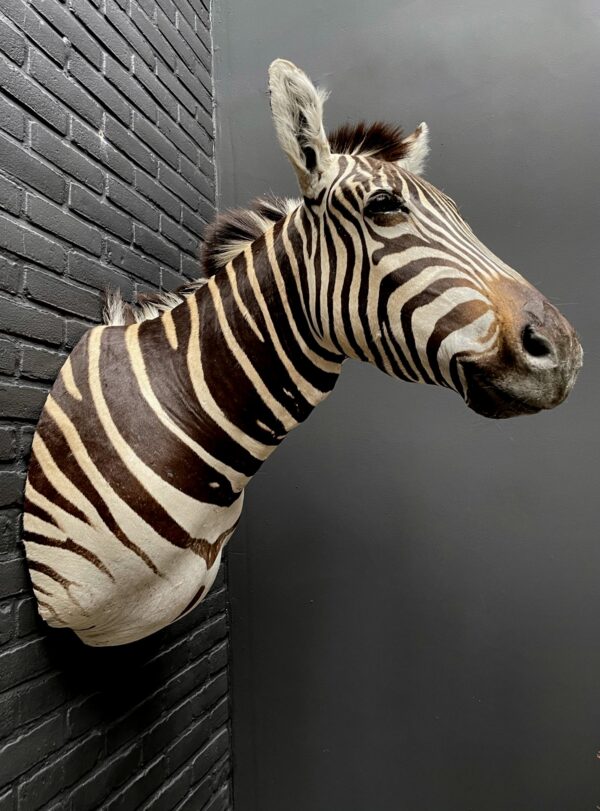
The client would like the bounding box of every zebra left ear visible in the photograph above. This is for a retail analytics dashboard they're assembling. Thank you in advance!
[268,59,333,197]
[397,122,430,176]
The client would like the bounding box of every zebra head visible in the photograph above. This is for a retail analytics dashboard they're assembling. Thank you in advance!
[269,59,582,418]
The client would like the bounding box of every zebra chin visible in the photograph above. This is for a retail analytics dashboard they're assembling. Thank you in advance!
[459,355,583,420]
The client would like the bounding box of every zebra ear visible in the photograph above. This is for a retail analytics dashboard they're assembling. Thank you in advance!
[397,122,430,176]
[268,59,333,197]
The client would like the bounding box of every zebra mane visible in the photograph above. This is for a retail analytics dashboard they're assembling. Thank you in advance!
[328,121,410,162]
[103,194,299,326]
[202,193,300,277]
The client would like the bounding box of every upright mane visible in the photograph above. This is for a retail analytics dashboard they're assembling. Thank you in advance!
[104,121,408,326]
[328,121,411,162]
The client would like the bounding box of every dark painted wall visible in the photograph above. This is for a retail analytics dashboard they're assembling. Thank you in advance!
[213,2,600,809]
[0,0,233,808]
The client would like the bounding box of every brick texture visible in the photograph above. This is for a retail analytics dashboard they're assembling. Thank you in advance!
[0,0,232,808]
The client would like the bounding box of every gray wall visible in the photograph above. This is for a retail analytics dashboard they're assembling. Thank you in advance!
[213,2,600,809]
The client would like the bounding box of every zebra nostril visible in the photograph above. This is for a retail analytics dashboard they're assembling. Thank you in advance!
[521,324,554,359]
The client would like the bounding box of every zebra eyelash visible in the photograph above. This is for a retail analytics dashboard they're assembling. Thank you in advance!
[364,191,410,218]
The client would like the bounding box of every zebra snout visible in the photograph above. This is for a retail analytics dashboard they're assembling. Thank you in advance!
[459,293,582,419]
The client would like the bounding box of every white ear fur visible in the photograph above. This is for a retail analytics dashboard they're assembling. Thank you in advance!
[397,122,430,175]
[268,59,333,196]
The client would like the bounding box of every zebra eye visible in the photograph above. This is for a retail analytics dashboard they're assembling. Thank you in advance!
[365,191,409,217]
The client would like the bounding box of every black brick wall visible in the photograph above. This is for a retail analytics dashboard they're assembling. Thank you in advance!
[0,0,233,808]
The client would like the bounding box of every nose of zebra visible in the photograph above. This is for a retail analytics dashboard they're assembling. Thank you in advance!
[460,286,583,419]
[515,294,583,391]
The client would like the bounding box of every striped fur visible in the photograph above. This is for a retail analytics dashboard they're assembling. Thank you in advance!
[23,60,581,646]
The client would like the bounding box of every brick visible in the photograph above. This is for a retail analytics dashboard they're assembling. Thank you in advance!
[70,0,130,68]
[0,173,21,216]
[189,614,228,654]
[181,251,201,280]
[26,269,102,320]
[68,252,135,299]
[157,109,197,161]
[14,595,40,637]
[0,216,66,273]
[179,105,212,156]
[177,12,210,70]
[26,194,102,256]
[19,671,70,727]
[161,267,187,291]
[65,318,93,349]
[130,2,176,70]
[0,295,63,344]
[19,424,34,460]
[71,119,134,185]
[202,785,231,811]
[181,154,214,202]
[105,0,155,68]
[30,50,102,128]
[69,743,140,811]
[175,0,196,29]
[132,54,177,117]
[31,123,104,193]
[143,763,192,810]
[182,205,208,238]
[104,756,168,810]
[161,217,199,255]
[0,383,47,422]
[0,507,20,557]
[0,338,19,376]
[0,557,28,602]
[104,115,157,175]
[190,728,229,784]
[133,110,178,167]
[103,54,157,122]
[0,132,65,204]
[134,169,180,219]
[133,224,179,269]
[69,53,130,125]
[21,345,66,381]
[106,239,159,284]
[177,771,214,811]
[155,61,195,117]
[191,0,209,28]
[1,0,67,67]
[107,177,159,230]
[0,93,24,140]
[69,185,132,242]
[0,427,18,460]
[176,57,212,117]
[31,0,102,69]
[0,17,26,66]
[0,712,63,785]
[0,601,14,646]
[0,636,50,693]
[0,689,18,743]
[155,0,176,24]
[0,53,67,133]
[18,732,103,811]
[208,696,228,730]
[0,788,12,811]
[208,640,228,674]
[156,8,194,69]
[158,163,197,209]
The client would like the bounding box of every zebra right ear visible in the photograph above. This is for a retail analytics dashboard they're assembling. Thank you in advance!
[268,59,333,198]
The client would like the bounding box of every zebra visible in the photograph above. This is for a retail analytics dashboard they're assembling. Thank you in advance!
[23,59,582,646]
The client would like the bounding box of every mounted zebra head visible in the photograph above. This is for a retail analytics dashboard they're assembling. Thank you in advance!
[268,59,582,418]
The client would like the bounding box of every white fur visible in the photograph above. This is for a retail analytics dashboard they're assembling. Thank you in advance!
[268,59,333,195]
[398,122,430,176]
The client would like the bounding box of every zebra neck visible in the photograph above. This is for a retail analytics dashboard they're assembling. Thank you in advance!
[169,215,345,491]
